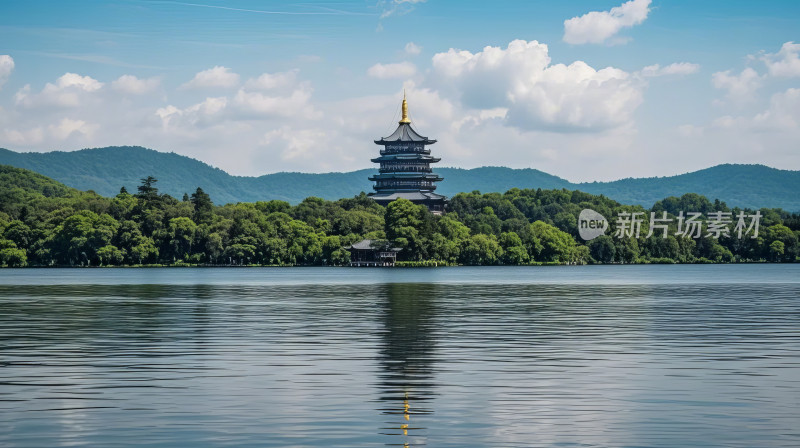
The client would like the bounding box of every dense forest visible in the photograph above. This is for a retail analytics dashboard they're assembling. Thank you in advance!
[0,164,798,267]
[3,146,800,211]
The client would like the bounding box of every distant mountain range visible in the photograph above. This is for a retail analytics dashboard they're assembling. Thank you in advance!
[1,146,798,211]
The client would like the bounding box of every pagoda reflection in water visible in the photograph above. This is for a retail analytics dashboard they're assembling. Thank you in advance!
[376,283,439,447]
[369,92,448,214]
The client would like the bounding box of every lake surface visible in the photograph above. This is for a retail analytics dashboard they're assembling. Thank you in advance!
[1,265,799,447]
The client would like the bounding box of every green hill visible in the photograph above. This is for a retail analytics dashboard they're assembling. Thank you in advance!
[1,146,798,211]
[0,164,100,220]
[0,164,78,199]
[581,164,800,212]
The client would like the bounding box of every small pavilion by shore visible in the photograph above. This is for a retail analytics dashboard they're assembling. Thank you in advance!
[346,239,401,267]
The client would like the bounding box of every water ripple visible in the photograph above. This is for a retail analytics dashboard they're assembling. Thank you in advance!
[0,266,799,447]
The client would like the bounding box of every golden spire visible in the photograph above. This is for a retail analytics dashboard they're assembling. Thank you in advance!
[399,89,411,124]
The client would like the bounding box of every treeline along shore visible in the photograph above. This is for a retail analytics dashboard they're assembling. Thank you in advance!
[0,165,798,267]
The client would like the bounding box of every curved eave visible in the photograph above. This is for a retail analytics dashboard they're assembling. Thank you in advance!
[369,191,448,201]
[371,155,441,163]
[374,138,437,145]
[374,123,436,144]
[368,173,443,181]
[369,172,442,178]
[371,187,439,193]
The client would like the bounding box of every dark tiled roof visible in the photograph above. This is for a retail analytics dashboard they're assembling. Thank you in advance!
[369,191,447,201]
[345,239,401,251]
[375,123,436,144]
[347,239,375,250]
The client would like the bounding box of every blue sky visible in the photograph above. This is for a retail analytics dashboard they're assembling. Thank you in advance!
[1,0,799,180]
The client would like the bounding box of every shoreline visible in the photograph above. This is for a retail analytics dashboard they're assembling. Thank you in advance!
[0,260,787,269]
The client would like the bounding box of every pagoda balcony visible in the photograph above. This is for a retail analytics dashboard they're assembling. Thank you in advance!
[379,166,432,174]
[369,172,442,181]
[375,183,435,189]
[374,184,438,192]
[372,179,440,188]
[380,148,431,156]
[371,154,440,163]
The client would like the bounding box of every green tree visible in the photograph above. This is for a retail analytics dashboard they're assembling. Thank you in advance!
[96,245,125,265]
[50,211,119,265]
[498,231,529,264]
[615,237,640,264]
[460,234,503,265]
[765,224,798,262]
[385,199,427,259]
[255,200,291,215]
[0,247,27,267]
[167,217,197,261]
[129,236,158,264]
[332,210,384,236]
[3,220,31,249]
[135,176,159,202]
[329,248,351,266]
[769,240,785,262]
[204,232,224,264]
[191,187,214,224]
[589,235,616,263]
[528,221,577,263]
[224,243,257,265]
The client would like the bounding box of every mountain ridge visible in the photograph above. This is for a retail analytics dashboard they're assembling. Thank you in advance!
[1,146,798,211]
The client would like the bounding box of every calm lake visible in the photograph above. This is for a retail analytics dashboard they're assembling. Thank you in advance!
[1,265,799,447]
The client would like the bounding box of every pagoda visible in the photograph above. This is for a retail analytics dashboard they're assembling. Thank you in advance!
[369,93,447,214]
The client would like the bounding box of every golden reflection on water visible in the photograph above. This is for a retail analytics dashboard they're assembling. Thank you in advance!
[378,284,439,446]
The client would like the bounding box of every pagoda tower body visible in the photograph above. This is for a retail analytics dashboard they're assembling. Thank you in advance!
[369,94,447,213]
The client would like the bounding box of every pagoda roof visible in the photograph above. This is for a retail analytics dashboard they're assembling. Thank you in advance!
[369,191,448,202]
[374,123,436,145]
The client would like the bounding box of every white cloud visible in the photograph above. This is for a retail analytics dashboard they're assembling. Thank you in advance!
[753,88,800,130]
[711,115,737,129]
[111,75,160,94]
[677,87,800,171]
[431,39,643,131]
[155,105,181,127]
[711,67,763,102]
[404,42,422,56]
[2,126,44,146]
[563,0,651,45]
[0,55,14,90]
[2,47,797,183]
[15,73,104,108]
[156,97,229,130]
[367,61,417,79]
[677,124,704,138]
[244,70,299,91]
[154,81,318,134]
[232,85,318,119]
[640,62,700,77]
[50,72,104,91]
[761,41,800,77]
[48,118,98,141]
[181,66,240,89]
[261,126,327,161]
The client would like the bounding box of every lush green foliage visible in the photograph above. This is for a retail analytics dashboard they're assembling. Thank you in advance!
[3,147,800,211]
[1,165,798,267]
